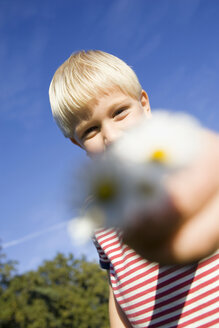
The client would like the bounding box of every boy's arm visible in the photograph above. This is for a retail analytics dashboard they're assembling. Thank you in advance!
[108,272,132,328]
[123,130,219,264]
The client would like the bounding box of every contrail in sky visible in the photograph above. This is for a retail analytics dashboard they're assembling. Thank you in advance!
[2,221,69,249]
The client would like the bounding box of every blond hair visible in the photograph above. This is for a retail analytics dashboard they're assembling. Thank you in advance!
[49,50,142,138]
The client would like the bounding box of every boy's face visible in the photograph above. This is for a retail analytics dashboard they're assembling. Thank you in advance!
[72,89,151,157]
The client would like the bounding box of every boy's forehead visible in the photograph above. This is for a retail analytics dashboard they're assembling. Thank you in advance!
[77,89,136,122]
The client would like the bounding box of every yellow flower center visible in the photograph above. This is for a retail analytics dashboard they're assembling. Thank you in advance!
[150,149,168,164]
[95,180,117,203]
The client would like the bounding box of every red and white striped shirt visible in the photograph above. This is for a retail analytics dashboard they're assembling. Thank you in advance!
[93,228,219,328]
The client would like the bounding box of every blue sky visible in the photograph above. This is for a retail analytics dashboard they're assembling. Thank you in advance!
[1,0,219,273]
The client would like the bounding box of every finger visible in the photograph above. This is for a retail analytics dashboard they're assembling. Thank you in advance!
[166,130,219,218]
[170,190,219,263]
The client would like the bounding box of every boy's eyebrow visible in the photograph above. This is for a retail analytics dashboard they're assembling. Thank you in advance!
[77,107,92,122]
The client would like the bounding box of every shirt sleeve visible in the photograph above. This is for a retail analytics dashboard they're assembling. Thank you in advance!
[92,234,110,270]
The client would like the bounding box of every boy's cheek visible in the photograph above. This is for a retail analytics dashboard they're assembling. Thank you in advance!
[84,140,105,156]
[125,109,147,128]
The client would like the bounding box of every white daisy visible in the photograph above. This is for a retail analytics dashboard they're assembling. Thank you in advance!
[77,157,129,228]
[122,163,168,227]
[110,110,203,168]
[67,216,96,245]
[73,111,203,234]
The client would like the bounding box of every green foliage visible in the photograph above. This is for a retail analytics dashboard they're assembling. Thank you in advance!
[0,251,109,328]
[0,247,17,293]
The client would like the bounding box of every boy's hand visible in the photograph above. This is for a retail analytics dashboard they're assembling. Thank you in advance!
[123,130,219,264]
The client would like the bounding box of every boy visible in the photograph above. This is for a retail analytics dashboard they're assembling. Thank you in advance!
[49,50,219,327]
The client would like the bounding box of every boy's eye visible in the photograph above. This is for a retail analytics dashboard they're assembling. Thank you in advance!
[82,126,98,139]
[113,107,128,118]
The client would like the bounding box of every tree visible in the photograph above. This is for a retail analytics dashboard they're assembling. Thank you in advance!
[0,252,109,328]
[0,246,17,293]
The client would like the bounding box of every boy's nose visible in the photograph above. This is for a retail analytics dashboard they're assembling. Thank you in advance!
[102,124,123,148]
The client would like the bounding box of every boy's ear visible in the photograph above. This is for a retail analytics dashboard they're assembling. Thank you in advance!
[70,137,83,148]
[141,90,151,117]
